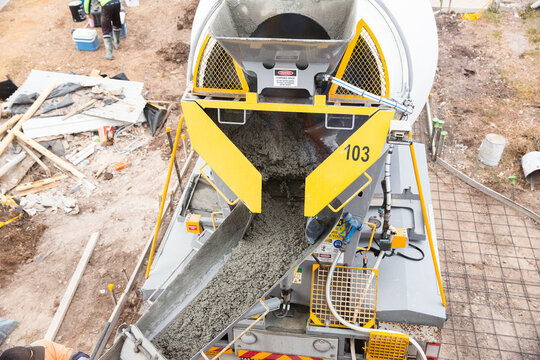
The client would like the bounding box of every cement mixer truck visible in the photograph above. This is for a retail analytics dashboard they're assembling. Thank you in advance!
[98,1,446,359]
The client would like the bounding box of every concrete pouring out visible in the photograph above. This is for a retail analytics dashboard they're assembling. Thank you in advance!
[154,194,307,359]
[154,112,321,358]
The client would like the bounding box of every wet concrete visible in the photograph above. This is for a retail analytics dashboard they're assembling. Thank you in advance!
[153,193,307,359]
[222,112,329,182]
[153,112,321,358]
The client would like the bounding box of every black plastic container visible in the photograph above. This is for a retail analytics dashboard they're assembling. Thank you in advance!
[68,1,86,22]
[91,7,102,27]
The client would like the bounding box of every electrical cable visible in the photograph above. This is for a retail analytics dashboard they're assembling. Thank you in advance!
[395,243,425,261]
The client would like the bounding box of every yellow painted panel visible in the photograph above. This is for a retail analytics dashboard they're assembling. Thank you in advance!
[197,96,379,116]
[182,101,262,213]
[305,111,393,217]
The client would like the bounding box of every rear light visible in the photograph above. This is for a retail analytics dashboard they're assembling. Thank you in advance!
[425,343,440,359]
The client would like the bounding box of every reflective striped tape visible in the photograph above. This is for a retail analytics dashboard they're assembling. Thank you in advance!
[237,350,330,360]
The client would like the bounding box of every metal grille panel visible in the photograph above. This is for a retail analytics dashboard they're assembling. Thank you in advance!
[310,265,377,328]
[366,331,409,360]
[194,37,247,96]
[330,23,388,102]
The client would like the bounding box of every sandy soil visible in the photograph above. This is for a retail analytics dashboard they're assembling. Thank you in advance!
[432,8,540,213]
[1,0,538,356]
[0,0,195,353]
[0,207,46,285]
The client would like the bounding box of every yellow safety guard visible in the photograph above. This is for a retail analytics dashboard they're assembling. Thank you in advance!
[305,110,393,217]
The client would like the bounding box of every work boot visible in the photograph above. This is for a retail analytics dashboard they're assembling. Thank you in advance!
[103,37,114,60]
[112,28,121,50]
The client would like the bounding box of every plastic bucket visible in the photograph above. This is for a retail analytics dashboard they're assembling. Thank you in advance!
[478,133,506,167]
[522,151,540,189]
[69,1,86,22]
[91,7,101,27]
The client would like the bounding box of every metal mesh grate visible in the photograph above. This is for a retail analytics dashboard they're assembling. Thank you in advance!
[366,331,409,360]
[330,26,388,102]
[411,120,540,360]
[194,37,247,95]
[310,265,377,328]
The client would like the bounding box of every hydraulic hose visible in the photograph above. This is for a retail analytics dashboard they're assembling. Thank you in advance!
[382,145,393,235]
[325,251,427,360]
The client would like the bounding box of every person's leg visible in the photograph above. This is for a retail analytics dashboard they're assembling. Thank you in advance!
[101,5,114,60]
[111,2,122,50]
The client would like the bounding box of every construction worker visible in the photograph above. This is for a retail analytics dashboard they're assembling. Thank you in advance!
[83,0,122,60]
[0,339,89,360]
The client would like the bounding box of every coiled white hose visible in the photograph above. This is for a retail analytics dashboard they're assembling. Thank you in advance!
[325,251,427,360]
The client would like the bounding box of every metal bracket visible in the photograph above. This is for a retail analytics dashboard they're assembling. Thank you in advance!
[217,108,247,125]
[325,113,355,130]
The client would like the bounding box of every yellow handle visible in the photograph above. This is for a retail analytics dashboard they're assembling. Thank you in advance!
[200,164,240,206]
[145,115,184,280]
[211,211,223,231]
[0,213,22,229]
[328,173,372,213]
[358,222,377,252]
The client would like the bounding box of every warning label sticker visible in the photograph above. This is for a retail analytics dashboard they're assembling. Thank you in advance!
[274,69,298,87]
[314,239,344,264]
[293,267,302,284]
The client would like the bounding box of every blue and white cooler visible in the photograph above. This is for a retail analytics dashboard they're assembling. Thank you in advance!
[72,28,100,51]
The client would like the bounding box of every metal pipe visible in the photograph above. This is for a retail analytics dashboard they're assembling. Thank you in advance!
[438,131,448,158]
[330,77,413,115]
[166,127,184,192]
[432,127,443,161]
[408,133,446,307]
[326,251,427,360]
[431,123,440,158]
[382,146,393,236]
[425,96,433,139]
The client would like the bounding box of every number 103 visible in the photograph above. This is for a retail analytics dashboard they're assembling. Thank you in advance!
[345,145,370,162]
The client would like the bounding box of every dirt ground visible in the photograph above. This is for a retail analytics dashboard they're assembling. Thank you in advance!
[432,7,540,213]
[0,206,46,285]
[0,0,538,357]
[0,0,196,354]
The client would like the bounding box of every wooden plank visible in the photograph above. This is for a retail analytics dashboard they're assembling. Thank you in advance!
[14,174,67,192]
[61,99,98,121]
[94,163,109,179]
[436,158,540,223]
[0,155,36,192]
[0,114,22,137]
[66,143,95,166]
[17,141,50,176]
[0,81,56,157]
[10,129,87,181]
[13,181,62,197]
[44,232,100,341]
